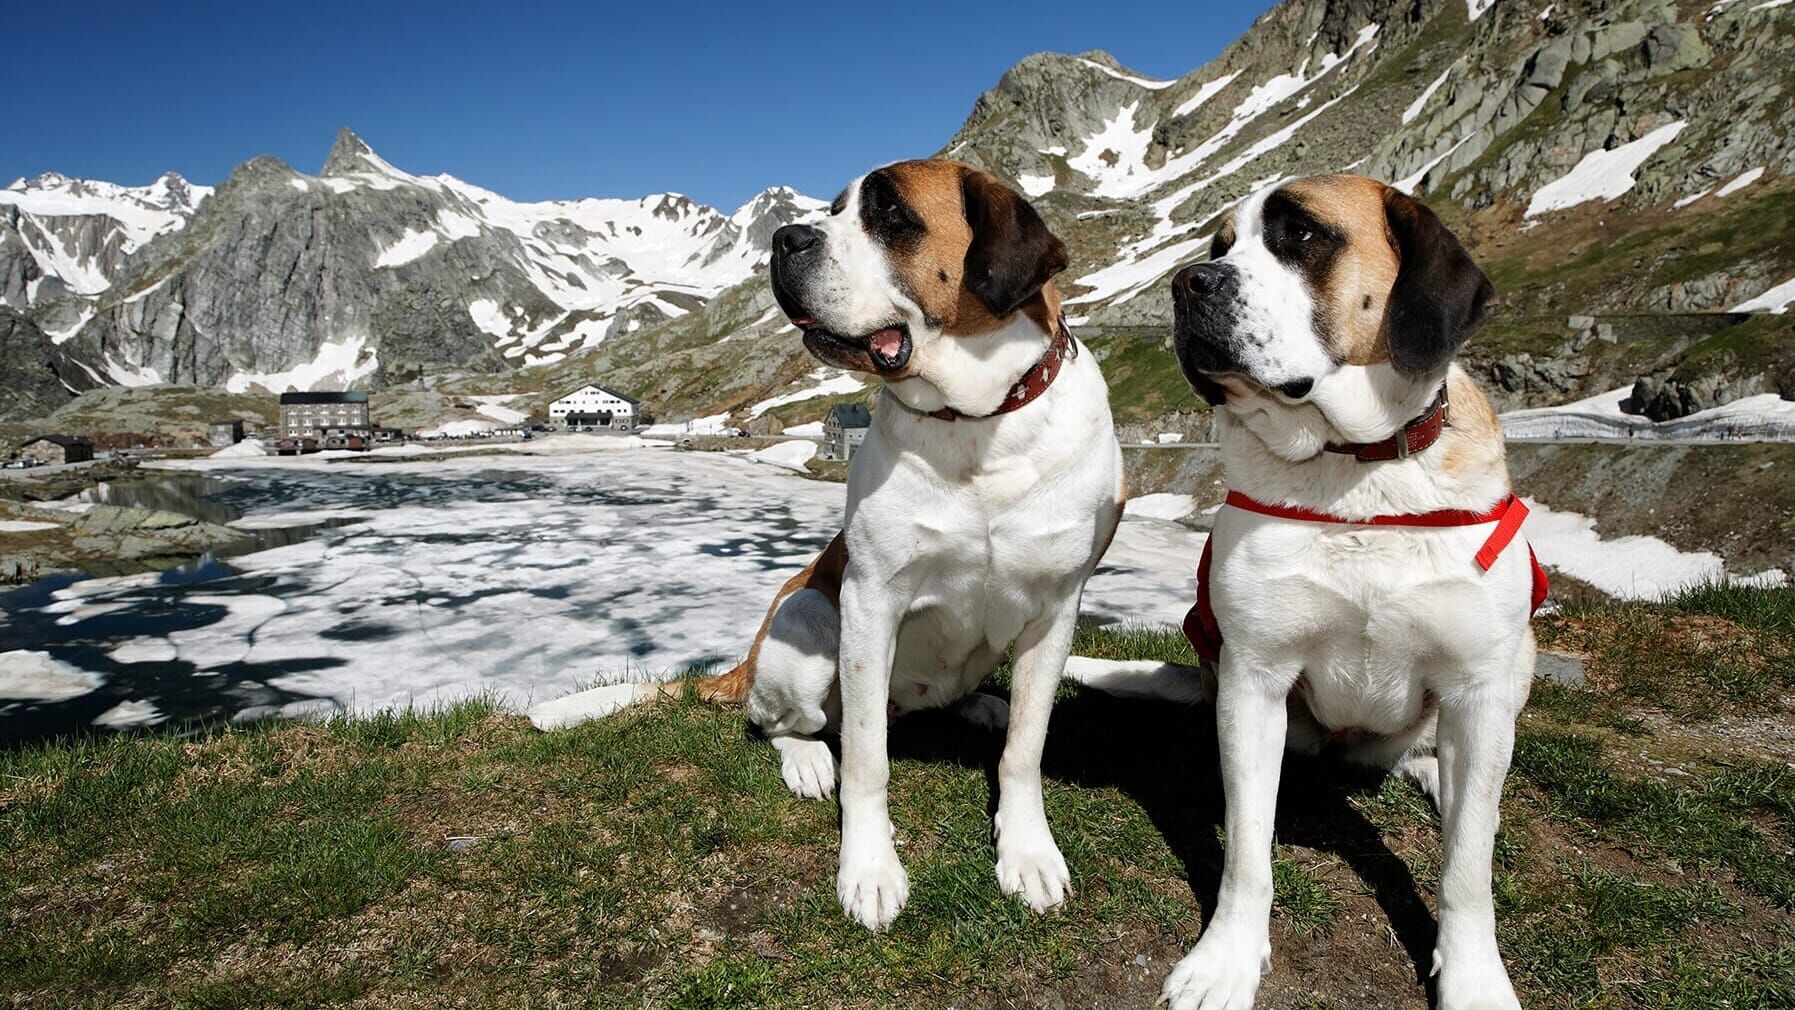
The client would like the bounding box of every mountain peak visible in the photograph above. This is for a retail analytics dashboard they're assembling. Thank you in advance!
[322,127,380,177]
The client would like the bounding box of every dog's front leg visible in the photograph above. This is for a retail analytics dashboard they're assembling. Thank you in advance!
[833,572,908,931]
[993,590,1080,912]
[1163,654,1292,1010]
[1432,691,1521,1010]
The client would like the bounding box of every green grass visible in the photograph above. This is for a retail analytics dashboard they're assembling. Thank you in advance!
[1541,582,1795,719]
[4,599,1794,1009]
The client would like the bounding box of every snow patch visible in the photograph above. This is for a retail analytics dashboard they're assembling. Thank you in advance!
[224,334,378,394]
[746,372,864,418]
[0,520,61,533]
[1017,170,1055,197]
[374,228,439,268]
[1527,502,1787,598]
[748,440,818,472]
[1501,385,1795,439]
[1172,72,1242,118]
[1402,67,1452,125]
[1525,121,1689,218]
[1123,493,1196,521]
[1731,275,1795,313]
[1715,166,1765,198]
[1076,58,1176,89]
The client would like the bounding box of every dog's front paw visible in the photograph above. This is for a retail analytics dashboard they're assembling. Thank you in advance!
[837,841,909,931]
[1435,947,1520,1010]
[773,736,836,800]
[1160,925,1270,1010]
[994,815,1070,912]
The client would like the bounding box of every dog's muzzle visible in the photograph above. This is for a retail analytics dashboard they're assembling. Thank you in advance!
[1171,262,1242,403]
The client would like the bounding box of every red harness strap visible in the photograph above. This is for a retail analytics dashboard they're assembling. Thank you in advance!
[1183,492,1549,663]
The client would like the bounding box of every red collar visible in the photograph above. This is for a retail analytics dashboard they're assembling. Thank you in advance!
[1324,386,1449,461]
[1223,490,1530,572]
[916,319,1077,422]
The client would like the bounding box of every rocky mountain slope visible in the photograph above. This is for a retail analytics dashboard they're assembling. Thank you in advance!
[4,0,1792,432]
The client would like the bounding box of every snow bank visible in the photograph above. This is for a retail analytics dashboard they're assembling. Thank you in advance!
[1525,121,1688,217]
[1124,493,1196,521]
[749,440,818,472]
[211,439,268,458]
[782,421,826,438]
[1527,501,1787,598]
[1501,386,1795,441]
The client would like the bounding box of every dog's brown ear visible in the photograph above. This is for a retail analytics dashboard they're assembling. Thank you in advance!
[961,169,1068,316]
[1383,188,1494,374]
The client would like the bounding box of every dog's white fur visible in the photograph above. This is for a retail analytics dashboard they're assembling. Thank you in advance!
[1152,180,1534,1010]
[797,172,1122,931]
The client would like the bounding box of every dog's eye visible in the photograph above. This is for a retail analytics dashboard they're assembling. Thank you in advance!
[1295,228,1315,244]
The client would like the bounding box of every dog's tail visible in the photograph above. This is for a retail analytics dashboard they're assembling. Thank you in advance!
[528,661,754,731]
[530,532,849,733]
[1063,656,1213,704]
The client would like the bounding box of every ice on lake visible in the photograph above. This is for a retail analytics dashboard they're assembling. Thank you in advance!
[0,445,1203,739]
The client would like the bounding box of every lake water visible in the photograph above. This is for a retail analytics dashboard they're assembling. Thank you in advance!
[0,446,1206,743]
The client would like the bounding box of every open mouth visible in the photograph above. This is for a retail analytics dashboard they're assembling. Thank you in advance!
[789,317,912,373]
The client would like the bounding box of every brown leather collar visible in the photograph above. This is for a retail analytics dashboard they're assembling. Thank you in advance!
[1323,385,1450,462]
[916,318,1078,422]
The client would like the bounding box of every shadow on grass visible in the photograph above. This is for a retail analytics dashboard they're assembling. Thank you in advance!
[884,686,1440,985]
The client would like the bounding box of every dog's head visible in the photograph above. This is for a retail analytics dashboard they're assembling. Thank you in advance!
[1170,175,1493,407]
[769,160,1068,380]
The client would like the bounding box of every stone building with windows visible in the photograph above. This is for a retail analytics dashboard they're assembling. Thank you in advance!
[279,391,370,438]
[823,403,871,461]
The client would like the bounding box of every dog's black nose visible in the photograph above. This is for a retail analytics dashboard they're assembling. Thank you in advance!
[1174,263,1227,300]
[1277,378,1314,400]
[774,224,820,257]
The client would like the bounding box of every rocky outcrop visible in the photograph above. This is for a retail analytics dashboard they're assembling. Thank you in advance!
[0,309,74,421]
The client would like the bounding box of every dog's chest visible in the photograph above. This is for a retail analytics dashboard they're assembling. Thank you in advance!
[1212,513,1520,733]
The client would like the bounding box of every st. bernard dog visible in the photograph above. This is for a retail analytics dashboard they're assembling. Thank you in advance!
[1153,176,1541,1010]
[532,160,1124,931]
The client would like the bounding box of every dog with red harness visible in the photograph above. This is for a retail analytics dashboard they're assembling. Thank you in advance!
[1141,175,1542,1010]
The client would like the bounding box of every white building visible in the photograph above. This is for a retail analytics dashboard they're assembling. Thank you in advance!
[549,384,640,430]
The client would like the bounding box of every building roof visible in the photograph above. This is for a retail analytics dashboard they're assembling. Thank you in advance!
[828,403,872,428]
[554,383,640,406]
[23,434,92,447]
[278,391,369,404]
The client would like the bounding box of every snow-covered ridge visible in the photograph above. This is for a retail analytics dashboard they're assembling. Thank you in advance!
[0,171,212,247]
[0,171,212,306]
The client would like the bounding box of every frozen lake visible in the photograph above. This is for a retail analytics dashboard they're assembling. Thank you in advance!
[4,439,1783,743]
[0,445,1205,741]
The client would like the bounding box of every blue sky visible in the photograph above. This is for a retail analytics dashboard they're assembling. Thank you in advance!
[3,1,1275,210]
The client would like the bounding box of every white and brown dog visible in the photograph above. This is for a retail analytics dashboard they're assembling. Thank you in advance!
[533,160,1124,931]
[1145,176,1544,1010]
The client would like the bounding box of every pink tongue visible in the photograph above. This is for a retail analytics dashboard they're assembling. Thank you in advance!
[869,328,904,360]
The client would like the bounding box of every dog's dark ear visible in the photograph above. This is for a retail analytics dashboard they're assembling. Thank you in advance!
[961,169,1068,316]
[1383,188,1494,374]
